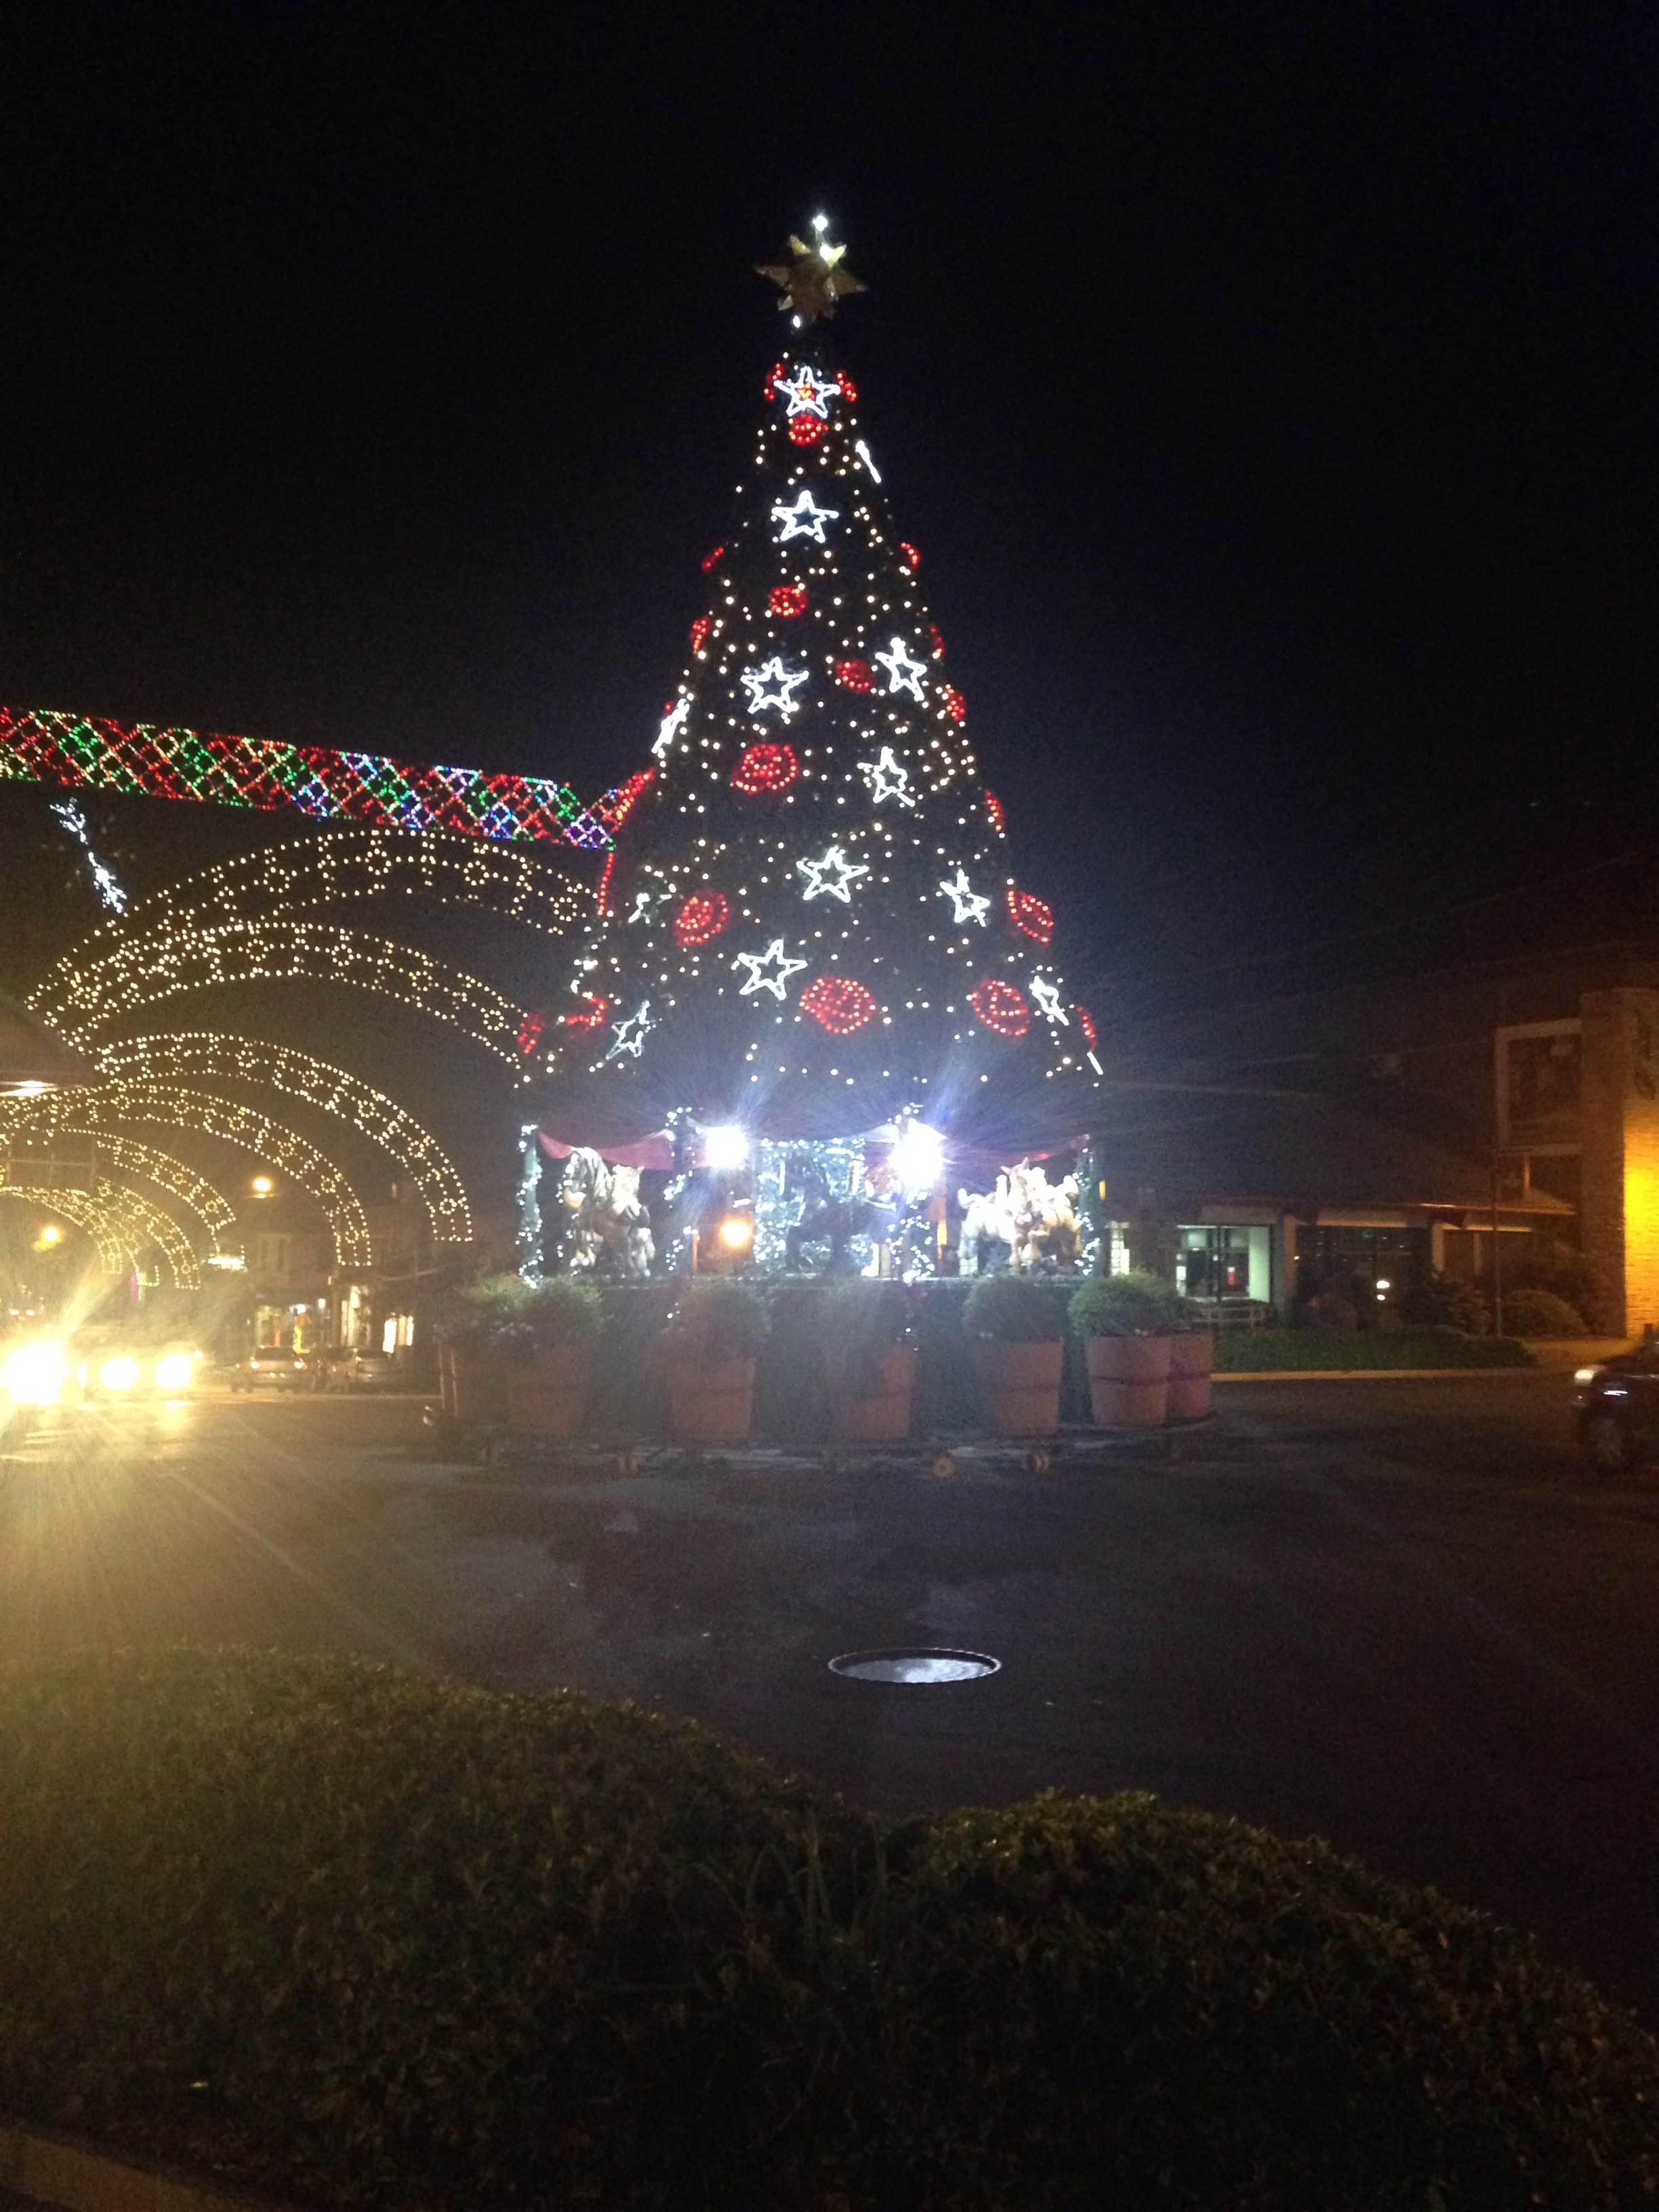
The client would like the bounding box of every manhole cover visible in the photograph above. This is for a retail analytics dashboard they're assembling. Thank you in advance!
[828,1647,1000,1684]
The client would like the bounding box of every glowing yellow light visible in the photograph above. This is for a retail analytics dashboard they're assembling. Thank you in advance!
[36,1225,62,1248]
[717,1213,755,1252]
[3,1339,68,1406]
[100,1355,140,1391]
[251,1175,274,1195]
[154,1351,195,1392]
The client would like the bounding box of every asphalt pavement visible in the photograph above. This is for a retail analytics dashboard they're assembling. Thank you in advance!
[4,1370,1658,2028]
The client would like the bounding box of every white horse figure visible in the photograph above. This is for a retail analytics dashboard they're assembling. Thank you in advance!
[562,1148,655,1279]
[956,1175,1017,1275]
[1006,1160,1082,1271]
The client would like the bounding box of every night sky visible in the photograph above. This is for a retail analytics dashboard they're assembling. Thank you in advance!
[4,3,1656,1036]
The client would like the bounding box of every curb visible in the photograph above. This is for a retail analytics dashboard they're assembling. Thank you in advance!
[0,2123,302,2212]
[1212,1367,1547,1382]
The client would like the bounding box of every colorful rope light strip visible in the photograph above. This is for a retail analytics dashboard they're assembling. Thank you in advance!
[0,706,620,851]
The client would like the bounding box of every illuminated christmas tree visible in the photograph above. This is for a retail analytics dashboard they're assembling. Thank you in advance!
[533,220,1099,1160]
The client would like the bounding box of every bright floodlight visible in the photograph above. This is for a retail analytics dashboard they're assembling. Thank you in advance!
[890,1120,945,1194]
[3,1339,68,1406]
[154,1352,194,1392]
[812,212,829,232]
[251,1174,274,1195]
[716,1212,755,1252]
[100,1355,140,1391]
[702,1124,750,1172]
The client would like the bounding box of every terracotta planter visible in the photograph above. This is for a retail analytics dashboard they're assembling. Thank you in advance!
[972,1338,1063,1436]
[506,1344,590,1439]
[827,1343,918,1442]
[1086,1335,1171,1426]
[668,1356,756,1443]
[448,1347,513,1425]
[1166,1331,1214,1421]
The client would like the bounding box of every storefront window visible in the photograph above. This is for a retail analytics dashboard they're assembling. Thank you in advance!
[1176,1225,1271,1303]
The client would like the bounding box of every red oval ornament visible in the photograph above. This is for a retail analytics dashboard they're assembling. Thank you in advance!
[898,541,920,570]
[516,1011,546,1057]
[764,362,787,399]
[939,684,966,722]
[789,415,826,447]
[700,546,725,573]
[769,583,808,618]
[929,625,945,656]
[969,979,1031,1039]
[836,369,858,401]
[835,659,874,692]
[561,995,609,1033]
[731,743,800,794]
[985,790,1006,836]
[1077,1006,1097,1049]
[689,616,711,653]
[1006,886,1054,945]
[674,889,731,948]
[801,974,878,1035]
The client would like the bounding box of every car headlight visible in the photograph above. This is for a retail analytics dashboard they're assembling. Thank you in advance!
[154,1353,194,1392]
[100,1355,141,1391]
[1574,1366,1606,1385]
[3,1339,69,1406]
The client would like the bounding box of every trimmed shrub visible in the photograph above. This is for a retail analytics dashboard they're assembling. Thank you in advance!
[1501,1284,1589,1337]
[963,1270,1065,1342]
[1069,1269,1187,1337]
[1299,1290,1358,1330]
[432,1271,535,1350]
[0,1651,1654,2211]
[518,1272,604,1350]
[659,1274,769,1366]
[1216,1327,1536,1370]
[820,1277,914,1392]
[1401,1268,1490,1334]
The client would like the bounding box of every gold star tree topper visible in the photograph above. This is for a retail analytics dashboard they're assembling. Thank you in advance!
[756,214,866,326]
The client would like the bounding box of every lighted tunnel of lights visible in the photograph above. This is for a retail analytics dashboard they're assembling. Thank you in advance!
[0,707,653,851]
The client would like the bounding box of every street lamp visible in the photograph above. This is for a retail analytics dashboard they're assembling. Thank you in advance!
[251,1175,274,1198]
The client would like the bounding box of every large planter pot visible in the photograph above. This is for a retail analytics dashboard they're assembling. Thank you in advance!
[827,1343,918,1442]
[973,1338,1063,1436]
[1166,1331,1214,1421]
[506,1344,590,1439]
[1086,1334,1172,1425]
[667,1357,756,1444]
[448,1347,514,1425]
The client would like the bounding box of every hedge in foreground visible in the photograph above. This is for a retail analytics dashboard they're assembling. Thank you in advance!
[1,1650,1654,2211]
[1216,1325,1536,1370]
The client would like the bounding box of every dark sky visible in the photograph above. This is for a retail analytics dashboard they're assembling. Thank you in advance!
[4,1,1656,1029]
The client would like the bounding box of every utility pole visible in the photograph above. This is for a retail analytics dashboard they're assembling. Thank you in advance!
[1491,1155,1504,1338]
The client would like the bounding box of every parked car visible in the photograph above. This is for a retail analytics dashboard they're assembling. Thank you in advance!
[335,1347,401,1391]
[1574,1331,1659,1473]
[230,1346,326,1393]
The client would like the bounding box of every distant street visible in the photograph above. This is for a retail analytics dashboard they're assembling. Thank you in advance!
[4,1372,1658,2027]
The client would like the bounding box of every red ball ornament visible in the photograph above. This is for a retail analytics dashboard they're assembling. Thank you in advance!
[801,974,878,1035]
[969,979,1031,1039]
[700,546,725,573]
[789,415,826,447]
[1077,1006,1098,1049]
[764,362,787,399]
[836,369,858,401]
[516,1011,546,1057]
[689,616,711,653]
[898,541,920,570]
[674,888,731,948]
[835,659,874,692]
[939,685,966,723]
[769,583,808,618]
[561,995,609,1033]
[985,790,1006,836]
[1006,886,1054,945]
[732,743,800,794]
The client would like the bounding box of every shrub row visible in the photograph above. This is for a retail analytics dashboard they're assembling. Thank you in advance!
[1216,1326,1536,1371]
[1,1649,1654,2210]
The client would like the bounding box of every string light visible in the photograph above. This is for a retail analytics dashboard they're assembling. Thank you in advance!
[731,939,806,999]
[773,365,840,419]
[1028,975,1069,1026]
[801,975,878,1035]
[859,747,916,808]
[690,617,712,652]
[674,890,731,947]
[50,800,127,912]
[938,867,990,926]
[873,637,928,702]
[96,1031,474,1242]
[731,743,800,793]
[49,1131,239,1252]
[739,657,809,719]
[654,697,691,758]
[985,790,1006,836]
[0,1186,129,1277]
[969,979,1031,1038]
[35,922,527,1065]
[1005,886,1054,945]
[796,844,869,903]
[939,685,967,722]
[834,659,875,691]
[768,583,808,618]
[603,1002,656,1061]
[0,705,610,848]
[771,489,839,543]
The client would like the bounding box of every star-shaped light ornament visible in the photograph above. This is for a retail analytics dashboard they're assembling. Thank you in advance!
[653,696,691,760]
[627,882,678,926]
[938,867,990,926]
[740,657,810,720]
[1029,975,1070,1027]
[772,488,840,544]
[776,364,840,419]
[756,216,867,327]
[732,938,808,1000]
[797,844,870,903]
[859,746,916,809]
[874,637,928,703]
[604,1000,656,1061]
